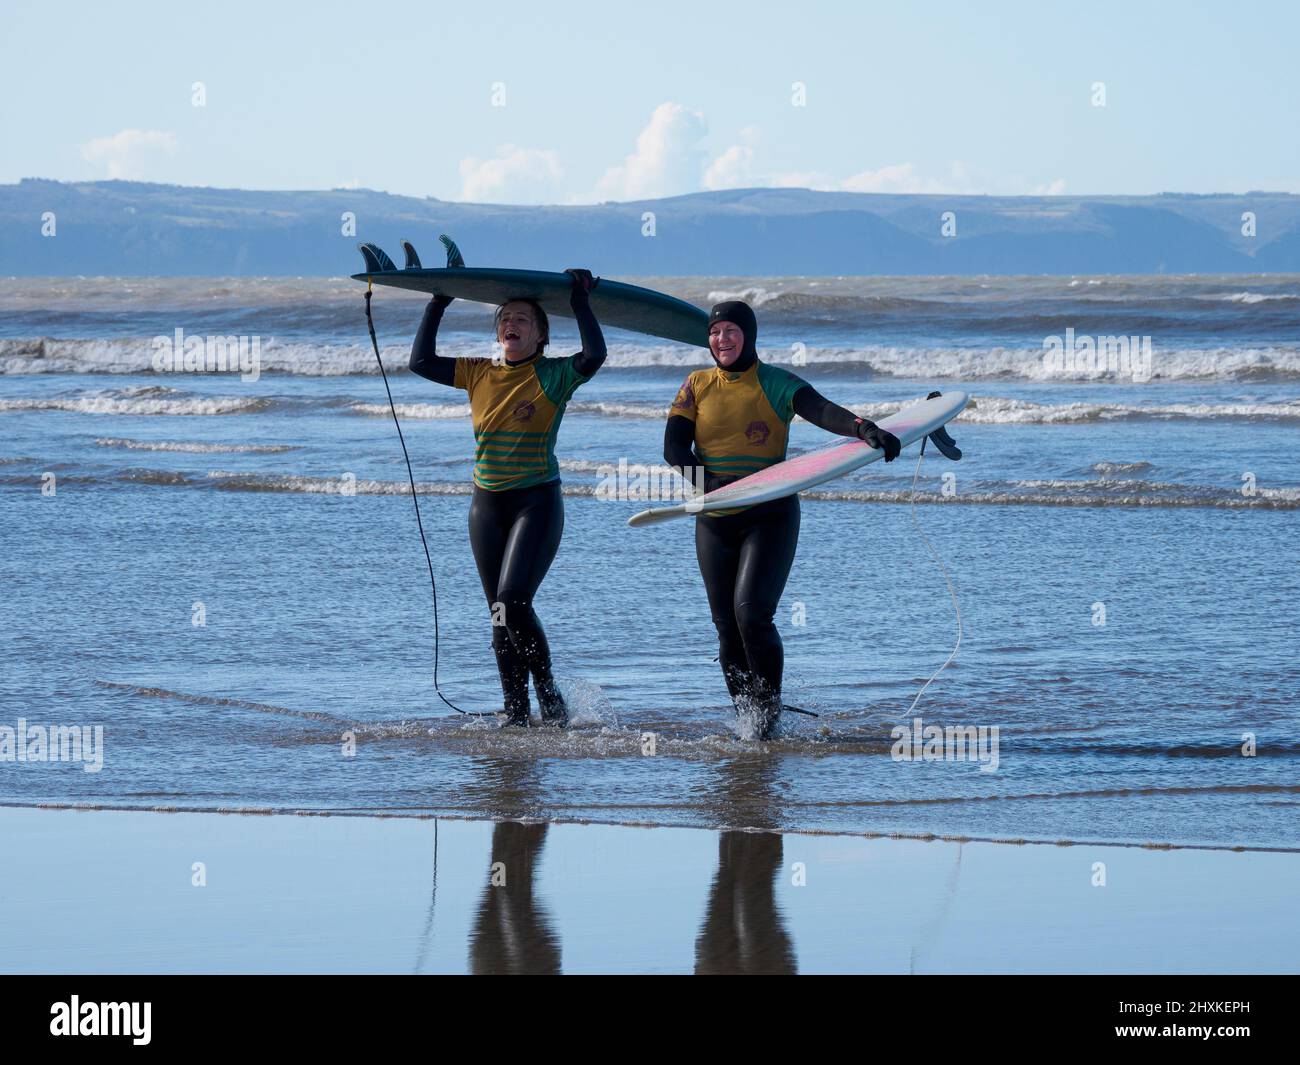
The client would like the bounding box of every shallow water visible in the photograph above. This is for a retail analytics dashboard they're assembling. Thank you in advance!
[1,275,1297,849]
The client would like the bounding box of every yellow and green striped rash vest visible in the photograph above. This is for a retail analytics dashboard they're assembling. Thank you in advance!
[670,361,807,513]
[454,354,590,491]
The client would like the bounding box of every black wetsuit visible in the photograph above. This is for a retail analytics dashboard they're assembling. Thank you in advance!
[693,494,800,704]
[665,388,866,710]
[663,300,898,737]
[410,286,606,723]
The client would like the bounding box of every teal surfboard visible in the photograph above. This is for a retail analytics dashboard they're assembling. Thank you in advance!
[353,238,709,348]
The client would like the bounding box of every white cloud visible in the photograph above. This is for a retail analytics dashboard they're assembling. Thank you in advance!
[702,126,761,190]
[839,162,945,194]
[595,102,708,201]
[81,129,177,180]
[702,143,755,190]
[837,162,1067,196]
[456,117,1067,205]
[766,170,829,189]
[703,136,1067,197]
[458,145,564,204]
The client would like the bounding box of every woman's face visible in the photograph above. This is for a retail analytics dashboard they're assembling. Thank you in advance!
[709,321,745,368]
[497,302,541,360]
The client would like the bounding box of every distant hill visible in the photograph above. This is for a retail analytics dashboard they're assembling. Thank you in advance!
[3,179,1298,276]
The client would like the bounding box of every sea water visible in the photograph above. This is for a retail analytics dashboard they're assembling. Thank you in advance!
[1,274,1297,849]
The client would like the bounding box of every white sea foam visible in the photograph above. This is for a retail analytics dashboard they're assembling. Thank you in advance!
[349,395,1300,426]
[5,335,1300,380]
[348,401,473,419]
[0,386,270,416]
[0,337,420,377]
[818,396,1300,425]
[1221,292,1300,303]
[59,465,1293,510]
[7,385,1294,427]
[94,437,296,454]
[203,471,471,495]
[705,286,787,307]
[197,472,595,496]
[601,344,1300,381]
[350,399,672,420]
[558,459,614,473]
[943,396,1300,424]
[805,481,1300,509]
[1089,461,1155,475]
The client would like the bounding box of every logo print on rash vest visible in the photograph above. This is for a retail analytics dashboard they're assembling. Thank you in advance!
[512,400,537,423]
[672,381,696,412]
[745,420,771,446]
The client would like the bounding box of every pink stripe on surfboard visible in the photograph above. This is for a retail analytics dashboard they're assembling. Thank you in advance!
[706,411,936,500]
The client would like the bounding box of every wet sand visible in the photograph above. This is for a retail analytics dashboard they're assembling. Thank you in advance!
[2,807,1295,974]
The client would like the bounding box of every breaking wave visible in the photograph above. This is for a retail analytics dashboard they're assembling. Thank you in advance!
[5,335,1300,381]
[5,465,1295,509]
[94,437,297,454]
[0,385,271,416]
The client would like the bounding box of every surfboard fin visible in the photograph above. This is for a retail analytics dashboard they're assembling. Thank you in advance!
[439,234,465,268]
[927,425,962,460]
[357,242,397,274]
[925,390,963,460]
[400,240,422,270]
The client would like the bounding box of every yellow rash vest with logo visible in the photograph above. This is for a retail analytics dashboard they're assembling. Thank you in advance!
[454,354,590,491]
[670,361,808,514]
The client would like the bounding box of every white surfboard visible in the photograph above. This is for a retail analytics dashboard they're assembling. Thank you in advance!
[627,390,969,527]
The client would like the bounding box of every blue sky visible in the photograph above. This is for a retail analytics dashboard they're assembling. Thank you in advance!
[4,0,1297,201]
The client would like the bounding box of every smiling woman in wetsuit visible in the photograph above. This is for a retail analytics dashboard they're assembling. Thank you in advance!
[664,300,901,740]
[409,269,605,727]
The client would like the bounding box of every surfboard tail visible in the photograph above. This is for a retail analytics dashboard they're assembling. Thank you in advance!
[627,505,690,528]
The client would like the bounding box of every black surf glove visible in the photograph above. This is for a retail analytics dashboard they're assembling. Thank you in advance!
[431,293,453,312]
[565,268,599,306]
[856,418,901,461]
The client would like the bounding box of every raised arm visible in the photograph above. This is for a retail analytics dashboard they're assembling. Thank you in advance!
[793,384,901,461]
[566,269,607,378]
[409,295,457,386]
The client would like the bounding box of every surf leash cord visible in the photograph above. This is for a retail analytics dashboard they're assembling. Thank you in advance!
[364,283,485,717]
[904,438,963,715]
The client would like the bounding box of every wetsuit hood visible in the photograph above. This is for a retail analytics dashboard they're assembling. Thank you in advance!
[707,301,758,372]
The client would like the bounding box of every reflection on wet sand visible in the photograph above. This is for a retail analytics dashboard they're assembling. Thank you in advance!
[695,756,797,974]
[470,820,561,974]
[459,753,798,973]
[695,830,797,974]
[465,759,560,973]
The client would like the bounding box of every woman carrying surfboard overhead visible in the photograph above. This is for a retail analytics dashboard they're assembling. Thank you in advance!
[409,268,605,727]
[664,300,901,740]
